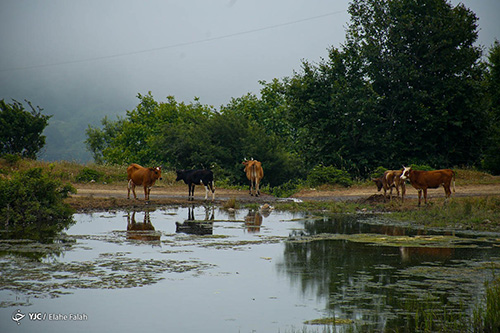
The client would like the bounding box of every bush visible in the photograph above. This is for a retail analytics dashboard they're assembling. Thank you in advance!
[1,153,22,166]
[370,166,388,179]
[307,165,353,187]
[75,167,104,183]
[268,179,303,198]
[408,164,434,171]
[0,168,75,239]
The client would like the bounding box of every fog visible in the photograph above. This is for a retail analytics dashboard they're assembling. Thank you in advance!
[1,0,499,161]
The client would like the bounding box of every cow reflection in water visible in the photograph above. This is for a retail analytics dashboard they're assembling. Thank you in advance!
[245,210,263,233]
[176,205,214,235]
[369,224,456,262]
[400,247,454,263]
[127,210,161,243]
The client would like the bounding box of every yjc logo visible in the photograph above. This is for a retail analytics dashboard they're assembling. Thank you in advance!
[12,309,26,325]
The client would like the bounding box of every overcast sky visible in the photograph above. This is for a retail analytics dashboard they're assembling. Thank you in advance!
[1,0,499,161]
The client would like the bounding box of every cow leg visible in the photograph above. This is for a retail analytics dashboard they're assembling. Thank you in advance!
[191,184,195,200]
[417,190,422,206]
[256,179,260,197]
[144,185,148,201]
[423,189,428,205]
[131,182,138,200]
[204,184,209,200]
[127,180,132,199]
[444,184,451,199]
[249,180,253,196]
[401,184,406,203]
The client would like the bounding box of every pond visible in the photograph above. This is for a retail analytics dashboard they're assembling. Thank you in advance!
[1,205,499,332]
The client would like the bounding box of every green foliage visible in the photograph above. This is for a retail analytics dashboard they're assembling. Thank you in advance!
[87,93,301,187]
[75,167,105,183]
[1,153,22,166]
[307,165,353,187]
[0,99,51,159]
[0,168,75,240]
[267,179,304,198]
[283,0,486,175]
[482,40,500,175]
[408,164,434,171]
[370,166,388,179]
[84,0,495,185]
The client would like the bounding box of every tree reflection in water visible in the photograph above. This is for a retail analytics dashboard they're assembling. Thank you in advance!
[278,214,500,331]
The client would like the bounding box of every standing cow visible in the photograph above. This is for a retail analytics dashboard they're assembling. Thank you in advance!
[400,166,455,206]
[175,169,215,201]
[373,169,406,202]
[127,163,162,201]
[242,159,264,196]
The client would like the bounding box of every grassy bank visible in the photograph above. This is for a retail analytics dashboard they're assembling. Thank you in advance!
[272,196,500,232]
[2,158,500,231]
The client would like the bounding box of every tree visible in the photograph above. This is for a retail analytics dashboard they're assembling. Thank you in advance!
[284,47,380,174]
[0,99,51,158]
[345,0,485,167]
[284,0,486,176]
[482,40,500,174]
[85,92,214,165]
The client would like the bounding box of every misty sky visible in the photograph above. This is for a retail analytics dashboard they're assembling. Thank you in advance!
[1,0,499,161]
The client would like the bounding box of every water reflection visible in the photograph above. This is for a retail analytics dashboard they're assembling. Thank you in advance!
[244,209,263,233]
[126,210,161,243]
[0,212,76,260]
[399,246,455,263]
[175,205,214,235]
[279,214,500,331]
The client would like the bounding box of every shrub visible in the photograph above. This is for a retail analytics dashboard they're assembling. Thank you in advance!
[75,167,104,183]
[370,166,388,179]
[307,165,353,187]
[1,153,22,166]
[408,164,434,171]
[269,179,303,198]
[0,168,75,239]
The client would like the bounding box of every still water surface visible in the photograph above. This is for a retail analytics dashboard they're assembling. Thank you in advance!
[1,206,499,332]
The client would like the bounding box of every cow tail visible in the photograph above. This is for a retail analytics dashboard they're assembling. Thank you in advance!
[453,170,456,193]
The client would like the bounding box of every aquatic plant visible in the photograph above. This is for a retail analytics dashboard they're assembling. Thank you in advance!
[474,276,500,332]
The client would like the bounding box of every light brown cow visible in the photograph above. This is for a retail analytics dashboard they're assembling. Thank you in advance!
[242,159,264,196]
[127,163,162,201]
[372,170,406,202]
[400,166,455,206]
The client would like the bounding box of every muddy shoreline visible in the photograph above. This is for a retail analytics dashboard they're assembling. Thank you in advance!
[66,183,500,212]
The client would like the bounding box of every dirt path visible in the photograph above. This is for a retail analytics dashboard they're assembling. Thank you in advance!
[67,182,500,211]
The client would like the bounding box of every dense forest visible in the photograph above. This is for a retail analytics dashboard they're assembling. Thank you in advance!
[85,0,500,187]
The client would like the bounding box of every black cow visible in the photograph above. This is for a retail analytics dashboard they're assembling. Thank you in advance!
[175,169,215,201]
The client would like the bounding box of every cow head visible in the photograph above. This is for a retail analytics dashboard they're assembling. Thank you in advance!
[152,166,162,180]
[372,178,383,191]
[400,166,411,180]
[175,170,184,181]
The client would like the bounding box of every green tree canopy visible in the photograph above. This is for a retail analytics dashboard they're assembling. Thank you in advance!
[482,40,500,174]
[86,92,300,186]
[0,99,51,159]
[283,0,486,175]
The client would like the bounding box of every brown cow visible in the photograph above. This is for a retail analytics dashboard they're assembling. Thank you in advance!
[127,163,162,201]
[242,159,264,196]
[400,166,455,206]
[373,169,406,202]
